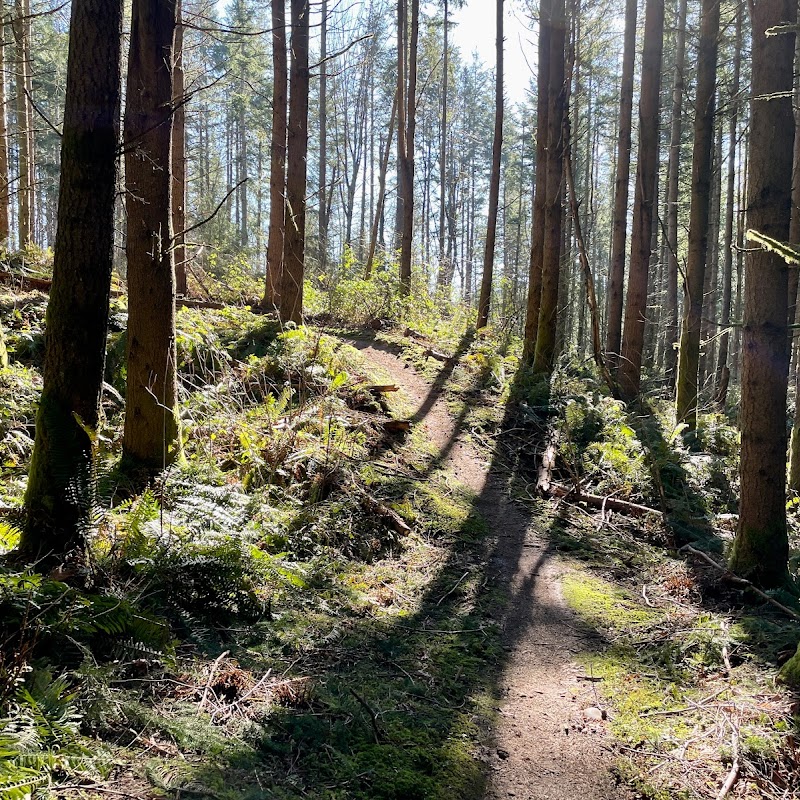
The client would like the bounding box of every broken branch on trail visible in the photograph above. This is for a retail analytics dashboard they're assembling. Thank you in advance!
[545,483,661,518]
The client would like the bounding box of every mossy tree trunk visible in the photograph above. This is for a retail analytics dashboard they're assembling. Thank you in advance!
[730,0,796,588]
[122,0,181,471]
[675,0,720,430]
[22,0,123,558]
[279,0,309,325]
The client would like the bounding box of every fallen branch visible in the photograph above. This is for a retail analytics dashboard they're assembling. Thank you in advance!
[198,650,229,714]
[537,436,558,494]
[349,687,382,744]
[403,327,429,342]
[365,384,399,394]
[359,491,412,535]
[176,297,225,310]
[716,728,740,800]
[424,347,451,362]
[680,544,800,622]
[546,483,661,517]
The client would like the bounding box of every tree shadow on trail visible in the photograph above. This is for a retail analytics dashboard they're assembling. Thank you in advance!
[163,337,620,800]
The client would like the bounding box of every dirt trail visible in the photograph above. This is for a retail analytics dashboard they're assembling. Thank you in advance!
[350,340,630,800]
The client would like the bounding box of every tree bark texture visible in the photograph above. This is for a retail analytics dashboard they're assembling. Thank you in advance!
[675,0,720,428]
[604,0,637,369]
[366,90,398,277]
[715,5,741,403]
[663,0,688,385]
[0,4,9,243]
[122,0,180,471]
[22,0,123,556]
[12,0,33,246]
[318,0,328,273]
[262,0,289,309]
[730,0,796,588]
[476,0,503,330]
[398,0,419,295]
[279,0,310,324]
[172,1,187,296]
[264,0,287,311]
[617,0,664,400]
[531,0,566,374]
[522,0,551,364]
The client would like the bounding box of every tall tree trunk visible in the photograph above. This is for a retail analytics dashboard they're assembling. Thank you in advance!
[122,0,180,471]
[22,0,123,556]
[365,91,398,277]
[172,1,187,296]
[0,4,9,243]
[477,0,503,329]
[279,0,309,324]
[714,7,741,404]
[675,0,720,427]
[437,0,448,283]
[395,0,406,245]
[531,0,566,374]
[604,0,637,368]
[617,0,664,400]
[664,0,688,386]
[12,0,31,246]
[788,32,800,492]
[263,0,287,310]
[730,0,796,588]
[318,0,328,272]
[522,0,551,363]
[398,0,419,295]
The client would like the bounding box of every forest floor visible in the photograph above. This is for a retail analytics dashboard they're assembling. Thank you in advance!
[349,338,628,799]
[1,292,799,800]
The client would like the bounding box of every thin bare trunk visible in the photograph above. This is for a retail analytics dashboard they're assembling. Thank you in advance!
[477,0,503,329]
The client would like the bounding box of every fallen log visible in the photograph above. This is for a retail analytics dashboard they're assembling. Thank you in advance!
[537,436,558,494]
[547,483,661,518]
[0,269,226,311]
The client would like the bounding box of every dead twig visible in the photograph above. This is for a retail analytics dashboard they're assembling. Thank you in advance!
[717,726,740,800]
[680,545,800,622]
[349,688,382,744]
[198,650,229,714]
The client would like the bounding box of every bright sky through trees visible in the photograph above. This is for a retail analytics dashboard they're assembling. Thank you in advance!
[448,0,534,104]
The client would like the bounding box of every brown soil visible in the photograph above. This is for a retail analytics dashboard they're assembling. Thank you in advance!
[349,339,632,800]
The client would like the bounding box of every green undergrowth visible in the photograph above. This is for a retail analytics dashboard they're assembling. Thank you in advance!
[0,298,506,798]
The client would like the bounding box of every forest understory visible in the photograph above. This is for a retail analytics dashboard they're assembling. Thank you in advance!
[0,276,798,800]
